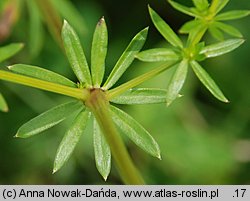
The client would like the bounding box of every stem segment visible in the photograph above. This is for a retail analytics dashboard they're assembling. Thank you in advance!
[0,70,89,100]
[86,89,145,184]
[107,61,178,99]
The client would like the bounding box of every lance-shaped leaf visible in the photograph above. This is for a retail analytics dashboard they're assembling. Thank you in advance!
[110,105,161,159]
[149,6,183,48]
[190,61,228,102]
[103,27,148,89]
[91,17,108,87]
[215,22,242,38]
[179,20,202,34]
[166,59,188,106]
[200,39,244,58]
[210,0,229,14]
[0,43,23,63]
[8,64,76,87]
[62,20,92,86]
[168,1,200,18]
[53,109,91,173]
[192,0,209,11]
[0,92,8,112]
[111,88,168,105]
[136,48,180,62]
[215,10,250,21]
[16,101,82,138]
[93,118,111,180]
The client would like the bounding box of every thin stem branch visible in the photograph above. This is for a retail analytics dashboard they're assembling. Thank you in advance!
[86,89,145,184]
[106,61,178,100]
[0,70,89,100]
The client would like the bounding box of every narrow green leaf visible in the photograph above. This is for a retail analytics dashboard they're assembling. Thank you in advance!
[208,24,224,41]
[50,0,87,34]
[168,1,200,18]
[179,20,202,34]
[200,39,244,58]
[53,109,91,173]
[111,88,168,105]
[190,61,228,102]
[215,22,243,38]
[0,92,8,112]
[27,0,43,58]
[110,105,161,159]
[91,17,108,87]
[192,0,209,11]
[16,101,82,138]
[0,43,23,63]
[166,59,188,106]
[93,118,111,180]
[149,6,183,48]
[215,10,250,21]
[62,20,92,86]
[136,48,180,62]
[8,64,76,87]
[210,0,229,14]
[103,27,148,89]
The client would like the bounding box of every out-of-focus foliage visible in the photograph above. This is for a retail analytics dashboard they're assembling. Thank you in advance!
[0,0,249,184]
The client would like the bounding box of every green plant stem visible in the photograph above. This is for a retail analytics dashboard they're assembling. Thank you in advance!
[0,70,89,100]
[106,61,178,99]
[86,89,145,184]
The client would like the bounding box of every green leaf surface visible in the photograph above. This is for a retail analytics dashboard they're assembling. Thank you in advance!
[210,0,229,14]
[91,17,108,87]
[53,109,91,173]
[0,43,23,63]
[149,6,183,48]
[110,105,161,159]
[215,10,250,21]
[0,92,8,112]
[9,64,76,87]
[200,39,244,58]
[136,48,180,62]
[16,101,82,138]
[208,24,224,41]
[192,0,209,11]
[215,22,243,38]
[103,27,148,89]
[111,88,168,105]
[166,59,188,106]
[27,0,43,58]
[179,20,202,34]
[190,61,228,102]
[93,118,111,180]
[168,1,199,18]
[62,20,92,86]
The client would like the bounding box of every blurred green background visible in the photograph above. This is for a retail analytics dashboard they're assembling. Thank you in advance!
[0,0,249,184]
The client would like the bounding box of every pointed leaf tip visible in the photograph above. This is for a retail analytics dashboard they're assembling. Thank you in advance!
[91,16,108,87]
[111,106,161,158]
[62,20,92,85]
[148,6,183,48]
[93,119,111,180]
[53,110,91,173]
[191,61,229,103]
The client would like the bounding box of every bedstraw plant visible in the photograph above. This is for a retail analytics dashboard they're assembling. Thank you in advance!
[0,0,249,184]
